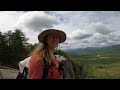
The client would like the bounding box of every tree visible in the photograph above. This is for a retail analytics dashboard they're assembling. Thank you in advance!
[4,30,13,46]
[25,43,38,56]
[0,29,29,68]
[0,31,9,65]
[9,29,29,66]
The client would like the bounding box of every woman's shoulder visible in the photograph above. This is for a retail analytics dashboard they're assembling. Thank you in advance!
[30,55,44,66]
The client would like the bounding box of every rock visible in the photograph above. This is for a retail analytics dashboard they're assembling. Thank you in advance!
[0,66,18,79]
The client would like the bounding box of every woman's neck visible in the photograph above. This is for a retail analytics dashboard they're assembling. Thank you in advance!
[49,48,55,57]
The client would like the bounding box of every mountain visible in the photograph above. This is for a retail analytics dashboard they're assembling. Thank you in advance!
[64,44,120,53]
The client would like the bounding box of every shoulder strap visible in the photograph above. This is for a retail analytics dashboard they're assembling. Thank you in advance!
[42,60,49,79]
[16,67,28,79]
[24,67,28,78]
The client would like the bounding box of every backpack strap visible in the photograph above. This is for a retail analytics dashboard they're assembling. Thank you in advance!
[16,67,28,79]
[42,60,49,79]
[24,67,28,78]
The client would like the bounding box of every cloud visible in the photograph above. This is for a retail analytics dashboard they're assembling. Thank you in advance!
[90,33,109,43]
[93,22,113,34]
[84,22,113,35]
[16,11,59,32]
[1,11,120,50]
[15,11,120,49]
[44,11,69,23]
[0,11,23,32]
[70,29,92,40]
[107,31,120,45]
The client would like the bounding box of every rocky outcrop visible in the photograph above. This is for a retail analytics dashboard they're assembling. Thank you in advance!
[0,65,18,79]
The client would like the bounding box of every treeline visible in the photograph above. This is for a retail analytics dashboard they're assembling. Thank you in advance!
[0,29,37,68]
[0,29,67,69]
[0,29,93,78]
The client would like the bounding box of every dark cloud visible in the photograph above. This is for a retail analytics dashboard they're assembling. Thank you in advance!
[17,11,58,32]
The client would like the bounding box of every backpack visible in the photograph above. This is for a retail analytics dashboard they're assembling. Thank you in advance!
[16,55,75,79]
[59,60,75,79]
[16,57,49,79]
[16,67,28,79]
[56,55,75,79]
[16,57,30,79]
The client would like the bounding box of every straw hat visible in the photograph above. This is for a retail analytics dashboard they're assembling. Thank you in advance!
[38,29,66,43]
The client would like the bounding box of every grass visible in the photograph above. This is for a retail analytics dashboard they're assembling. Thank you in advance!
[93,64,120,79]
[68,50,120,79]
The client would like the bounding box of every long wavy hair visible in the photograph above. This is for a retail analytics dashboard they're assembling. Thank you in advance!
[30,36,58,66]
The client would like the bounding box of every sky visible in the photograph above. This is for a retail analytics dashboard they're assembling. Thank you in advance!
[0,11,120,50]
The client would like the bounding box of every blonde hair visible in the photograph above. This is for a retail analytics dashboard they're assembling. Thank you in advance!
[30,34,60,65]
[30,42,52,65]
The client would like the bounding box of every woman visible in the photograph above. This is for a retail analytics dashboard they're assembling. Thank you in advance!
[29,29,66,79]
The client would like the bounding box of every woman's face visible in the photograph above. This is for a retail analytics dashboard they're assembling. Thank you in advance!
[47,34,59,49]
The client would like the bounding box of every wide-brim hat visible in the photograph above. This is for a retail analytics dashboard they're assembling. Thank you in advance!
[38,29,66,43]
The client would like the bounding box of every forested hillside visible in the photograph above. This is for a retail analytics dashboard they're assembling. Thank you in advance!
[0,29,37,68]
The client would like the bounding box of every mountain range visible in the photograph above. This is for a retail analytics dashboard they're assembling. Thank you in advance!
[64,44,120,53]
